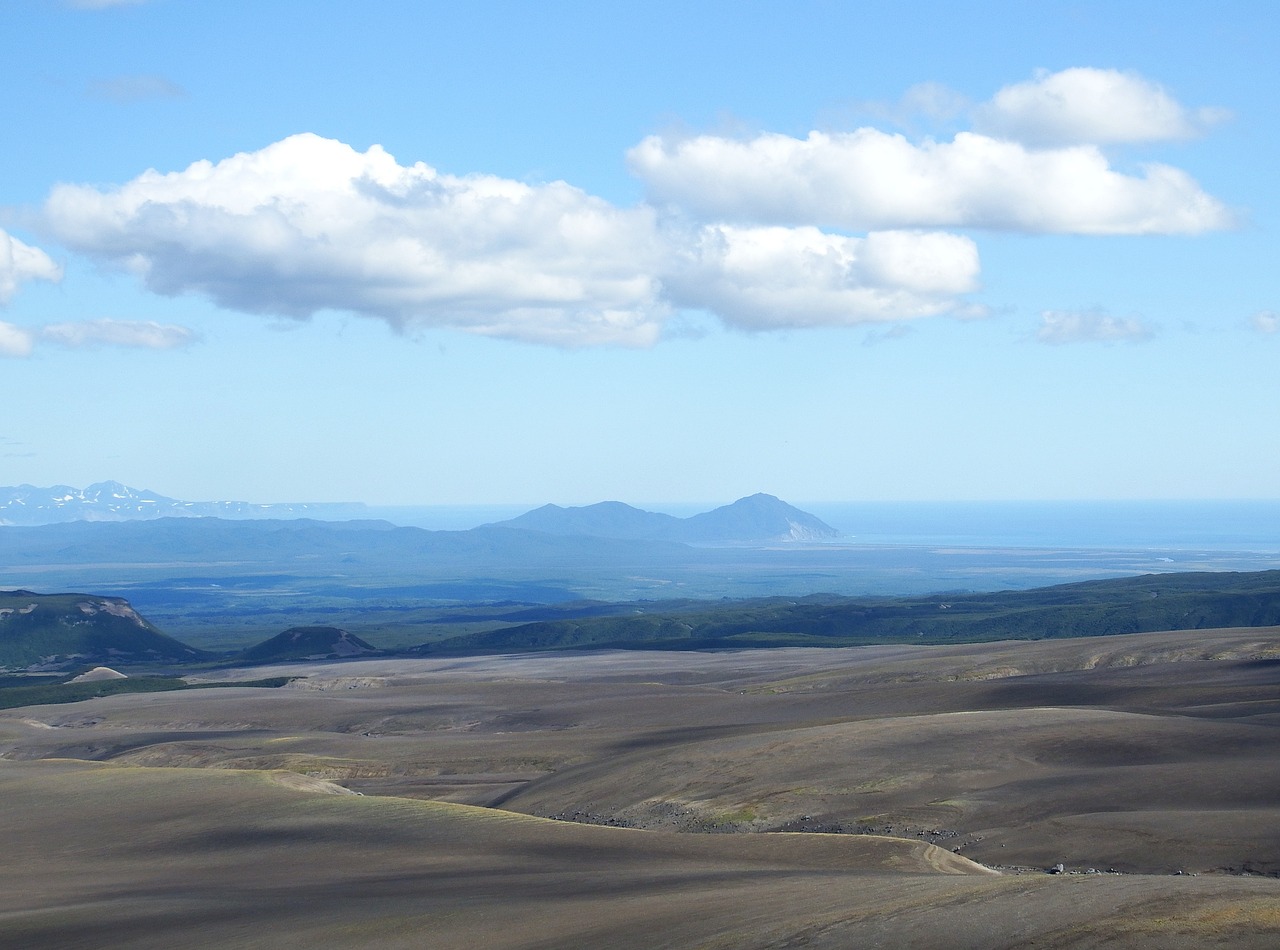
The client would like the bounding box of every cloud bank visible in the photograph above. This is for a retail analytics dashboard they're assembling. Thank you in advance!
[44,134,981,344]
[40,68,1229,347]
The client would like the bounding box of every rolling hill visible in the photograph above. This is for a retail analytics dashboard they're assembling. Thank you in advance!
[0,590,205,671]
[10,569,1280,668]
[418,569,1280,654]
[239,626,378,663]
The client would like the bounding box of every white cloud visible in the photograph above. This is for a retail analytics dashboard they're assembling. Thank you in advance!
[1252,311,1279,335]
[629,128,1231,236]
[44,133,673,347]
[0,228,62,304]
[40,319,198,349]
[29,67,1241,347]
[44,133,985,345]
[88,75,186,102]
[1036,310,1155,345]
[976,68,1227,146]
[0,321,35,358]
[666,226,979,330]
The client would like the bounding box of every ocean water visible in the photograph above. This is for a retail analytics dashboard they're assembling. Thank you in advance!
[801,501,1280,552]
[364,500,1280,553]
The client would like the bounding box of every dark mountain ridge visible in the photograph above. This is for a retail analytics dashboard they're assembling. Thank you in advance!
[489,493,840,543]
[0,517,691,574]
[419,570,1280,654]
[6,570,1280,671]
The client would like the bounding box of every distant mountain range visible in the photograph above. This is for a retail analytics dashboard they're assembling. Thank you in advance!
[489,493,840,543]
[0,483,840,544]
[0,481,366,526]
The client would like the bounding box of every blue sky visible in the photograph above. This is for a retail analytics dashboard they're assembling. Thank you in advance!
[1,0,1276,506]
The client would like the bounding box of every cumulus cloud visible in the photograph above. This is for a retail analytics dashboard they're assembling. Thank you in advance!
[43,134,983,345]
[0,322,35,358]
[1252,311,1279,335]
[976,68,1227,146]
[0,229,62,304]
[88,74,186,102]
[45,134,673,347]
[665,226,978,330]
[629,128,1231,235]
[41,67,1226,348]
[40,319,198,349]
[1036,310,1155,345]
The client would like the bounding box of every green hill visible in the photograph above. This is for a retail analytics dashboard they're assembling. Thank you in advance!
[0,590,204,671]
[419,570,1280,654]
[239,626,378,663]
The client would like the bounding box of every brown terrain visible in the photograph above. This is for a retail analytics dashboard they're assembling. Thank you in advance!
[2,626,1279,947]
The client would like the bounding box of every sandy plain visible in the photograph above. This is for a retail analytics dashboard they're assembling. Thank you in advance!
[2,627,1279,947]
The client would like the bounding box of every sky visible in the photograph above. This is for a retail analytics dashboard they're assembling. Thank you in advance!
[1,0,1277,506]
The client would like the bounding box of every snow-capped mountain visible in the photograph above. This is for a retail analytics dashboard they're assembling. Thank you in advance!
[0,481,363,526]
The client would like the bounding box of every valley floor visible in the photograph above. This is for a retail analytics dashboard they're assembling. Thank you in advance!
[3,628,1280,947]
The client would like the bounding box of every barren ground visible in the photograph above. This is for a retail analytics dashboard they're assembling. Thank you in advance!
[2,627,1279,947]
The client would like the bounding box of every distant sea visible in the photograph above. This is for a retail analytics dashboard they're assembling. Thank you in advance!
[362,500,1280,553]
[802,501,1280,552]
